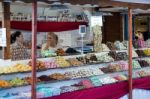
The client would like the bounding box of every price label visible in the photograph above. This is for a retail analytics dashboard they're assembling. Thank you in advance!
[91,16,103,27]
[0,28,6,47]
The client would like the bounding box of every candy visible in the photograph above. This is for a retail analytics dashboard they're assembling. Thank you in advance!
[118,61,128,70]
[64,67,103,79]
[106,42,117,50]
[114,75,127,81]
[114,41,126,50]
[44,60,58,69]
[146,59,150,65]
[132,60,141,69]
[38,75,54,81]
[108,63,122,72]
[96,53,114,62]
[49,73,67,80]
[138,60,149,67]
[56,48,66,56]
[0,64,31,74]
[132,50,138,58]
[61,86,79,93]
[143,49,150,56]
[100,76,117,84]
[85,54,98,64]
[0,80,11,88]
[28,60,46,70]
[89,76,102,86]
[68,58,84,66]
[41,50,57,57]
[146,39,150,48]
[55,56,71,67]
[138,70,149,77]
[9,77,27,86]
[79,79,94,88]
[136,50,146,57]
[102,44,110,51]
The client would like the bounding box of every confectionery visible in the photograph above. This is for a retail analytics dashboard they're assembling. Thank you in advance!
[114,41,126,50]
[68,58,84,66]
[138,60,150,67]
[106,42,117,50]
[132,60,141,69]
[1,1,150,99]
[49,73,67,80]
[55,56,71,67]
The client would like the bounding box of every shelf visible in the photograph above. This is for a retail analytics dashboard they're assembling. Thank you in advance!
[0,55,150,76]
[0,66,150,91]
[0,61,113,76]
[0,21,88,32]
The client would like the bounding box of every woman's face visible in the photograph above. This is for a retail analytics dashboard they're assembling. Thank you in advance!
[137,32,143,39]
[16,34,24,43]
[47,34,56,46]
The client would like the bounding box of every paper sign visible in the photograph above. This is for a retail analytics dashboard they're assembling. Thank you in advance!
[0,28,7,47]
[91,16,103,27]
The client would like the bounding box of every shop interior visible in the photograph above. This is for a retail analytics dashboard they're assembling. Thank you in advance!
[0,1,150,99]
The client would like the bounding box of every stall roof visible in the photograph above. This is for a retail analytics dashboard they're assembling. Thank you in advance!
[0,0,150,9]
[112,0,150,4]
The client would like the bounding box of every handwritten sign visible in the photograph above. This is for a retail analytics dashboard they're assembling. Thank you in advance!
[0,28,6,47]
[91,16,103,27]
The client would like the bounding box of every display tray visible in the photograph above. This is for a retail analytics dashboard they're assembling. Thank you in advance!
[0,66,149,91]
[0,61,115,76]
[39,47,150,59]
[1,55,150,76]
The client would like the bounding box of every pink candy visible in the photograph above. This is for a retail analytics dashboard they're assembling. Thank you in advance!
[44,60,58,69]
[118,61,128,70]
[79,80,94,88]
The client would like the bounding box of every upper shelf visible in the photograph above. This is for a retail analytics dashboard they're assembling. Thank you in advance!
[0,21,88,32]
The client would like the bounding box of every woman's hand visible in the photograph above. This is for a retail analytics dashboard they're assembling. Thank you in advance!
[44,42,50,50]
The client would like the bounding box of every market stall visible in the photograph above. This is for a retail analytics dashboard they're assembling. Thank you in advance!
[0,0,150,99]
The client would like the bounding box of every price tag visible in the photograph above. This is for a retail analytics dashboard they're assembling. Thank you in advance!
[91,16,103,27]
[0,28,6,47]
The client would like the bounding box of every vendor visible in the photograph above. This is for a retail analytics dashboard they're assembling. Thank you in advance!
[135,31,146,48]
[42,32,61,51]
[11,31,30,60]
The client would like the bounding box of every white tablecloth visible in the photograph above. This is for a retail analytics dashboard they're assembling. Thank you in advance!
[121,89,150,99]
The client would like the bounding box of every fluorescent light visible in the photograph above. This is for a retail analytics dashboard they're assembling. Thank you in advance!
[51,2,61,5]
[48,0,59,1]
[64,3,71,6]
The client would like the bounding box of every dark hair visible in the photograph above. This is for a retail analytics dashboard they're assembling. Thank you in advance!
[11,31,22,44]
[55,35,58,44]
[135,36,138,40]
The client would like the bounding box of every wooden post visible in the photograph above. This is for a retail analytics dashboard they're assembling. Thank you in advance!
[31,0,37,99]
[128,8,133,99]
[2,2,10,59]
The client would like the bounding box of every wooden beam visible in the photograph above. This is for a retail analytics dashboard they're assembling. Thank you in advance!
[136,14,150,16]
[128,8,133,99]
[31,0,37,99]
[99,0,150,10]
[2,2,11,59]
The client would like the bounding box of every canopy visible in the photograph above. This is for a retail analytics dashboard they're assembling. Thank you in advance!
[1,0,150,9]
[113,0,150,4]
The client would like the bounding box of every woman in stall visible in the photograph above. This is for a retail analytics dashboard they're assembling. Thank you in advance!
[11,31,30,60]
[42,32,61,52]
[136,31,147,48]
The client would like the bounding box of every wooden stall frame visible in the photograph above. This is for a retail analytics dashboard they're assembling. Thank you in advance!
[1,1,150,99]
[31,0,37,99]
[128,8,133,99]
[2,2,10,59]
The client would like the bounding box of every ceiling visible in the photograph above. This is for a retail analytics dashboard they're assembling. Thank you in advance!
[112,0,150,4]
[1,0,150,10]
